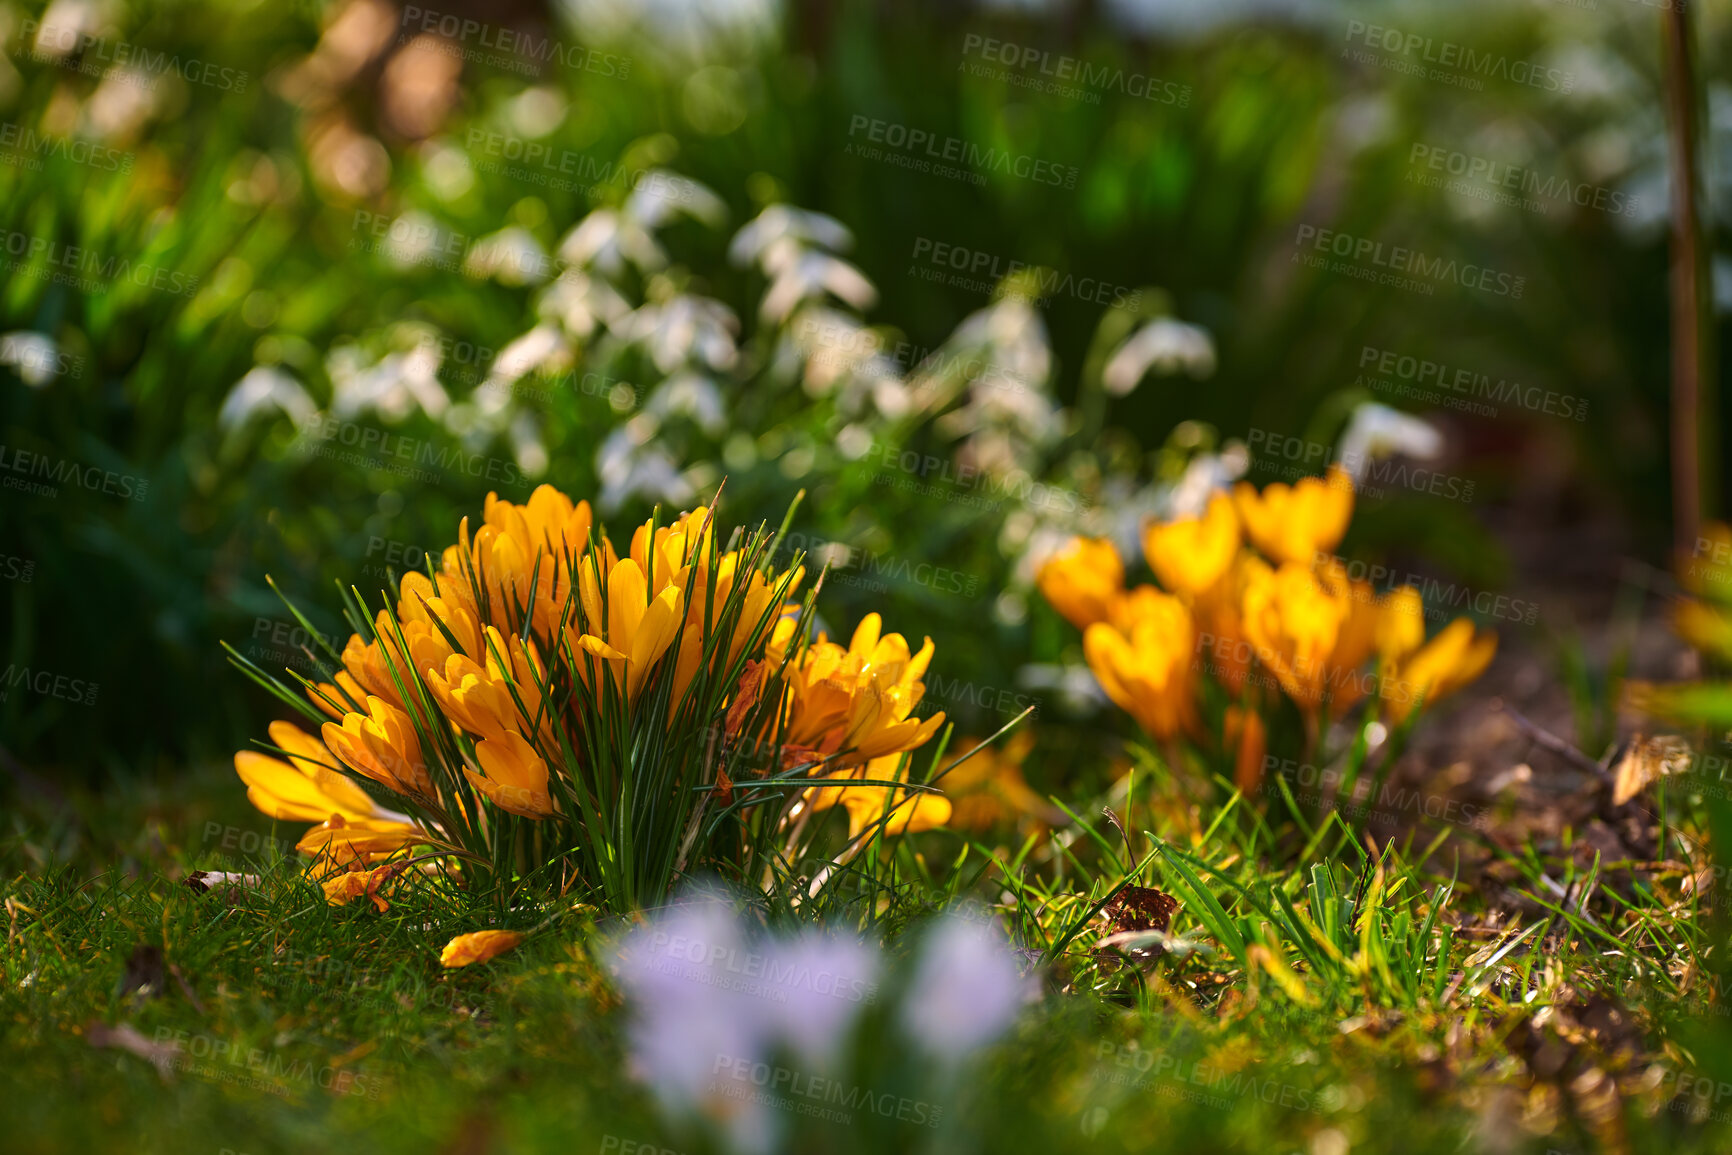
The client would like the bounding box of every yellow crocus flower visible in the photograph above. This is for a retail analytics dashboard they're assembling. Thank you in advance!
[803,752,952,841]
[779,614,947,767]
[322,694,434,800]
[465,730,556,818]
[1375,585,1426,665]
[1143,493,1240,598]
[1241,561,1346,713]
[1380,618,1496,721]
[1037,537,1124,630]
[1233,465,1354,566]
[1082,589,1198,742]
[573,555,685,702]
[425,626,554,746]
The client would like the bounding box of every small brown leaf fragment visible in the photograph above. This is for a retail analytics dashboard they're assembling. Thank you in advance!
[1105,885,1178,935]
[713,763,734,806]
[725,661,766,739]
[1097,885,1179,960]
[1612,733,1692,806]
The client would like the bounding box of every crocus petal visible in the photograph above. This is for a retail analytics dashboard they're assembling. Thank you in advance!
[440,929,525,968]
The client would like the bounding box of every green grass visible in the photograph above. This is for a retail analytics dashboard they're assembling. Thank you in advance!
[6,759,1732,1155]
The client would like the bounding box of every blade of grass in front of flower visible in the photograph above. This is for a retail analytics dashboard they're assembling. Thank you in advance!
[1271,772,1316,842]
[1356,708,1422,837]
[1150,837,1247,960]
[267,574,347,666]
[1045,800,1129,876]
[1335,709,1379,832]
[220,641,329,725]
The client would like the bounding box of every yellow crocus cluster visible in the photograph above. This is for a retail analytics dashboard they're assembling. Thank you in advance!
[773,612,948,768]
[231,485,945,900]
[1038,465,1497,755]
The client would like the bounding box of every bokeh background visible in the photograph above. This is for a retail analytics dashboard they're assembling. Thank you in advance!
[0,0,1726,801]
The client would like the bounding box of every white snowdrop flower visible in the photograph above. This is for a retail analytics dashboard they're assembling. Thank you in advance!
[872,378,912,420]
[759,248,877,323]
[626,171,727,230]
[619,295,739,373]
[373,211,448,269]
[326,344,450,422]
[729,205,853,267]
[538,269,632,339]
[0,332,66,388]
[1102,317,1216,396]
[899,917,1034,1064]
[464,226,552,286]
[490,324,570,386]
[646,372,727,436]
[597,416,694,512]
[218,366,318,431]
[1015,662,1110,713]
[558,210,666,276]
[1335,402,1442,484]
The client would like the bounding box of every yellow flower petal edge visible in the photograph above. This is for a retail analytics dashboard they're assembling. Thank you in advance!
[440,929,526,968]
